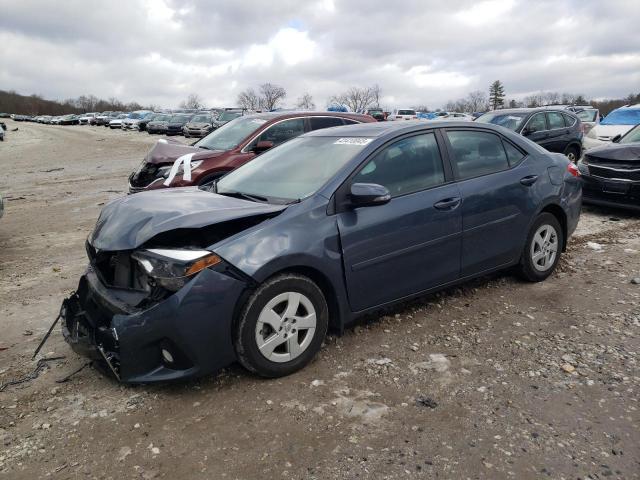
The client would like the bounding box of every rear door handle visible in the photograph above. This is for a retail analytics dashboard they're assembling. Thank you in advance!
[520,175,539,186]
[434,197,461,210]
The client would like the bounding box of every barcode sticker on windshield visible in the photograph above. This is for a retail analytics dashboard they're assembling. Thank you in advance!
[334,138,373,145]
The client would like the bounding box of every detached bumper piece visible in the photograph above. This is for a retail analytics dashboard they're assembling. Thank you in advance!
[60,266,246,383]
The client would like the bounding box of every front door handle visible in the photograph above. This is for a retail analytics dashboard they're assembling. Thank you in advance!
[520,175,539,186]
[434,197,461,210]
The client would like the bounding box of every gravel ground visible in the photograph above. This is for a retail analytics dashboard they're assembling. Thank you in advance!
[0,120,639,479]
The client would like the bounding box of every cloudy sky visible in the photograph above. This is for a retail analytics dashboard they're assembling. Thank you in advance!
[1,0,639,110]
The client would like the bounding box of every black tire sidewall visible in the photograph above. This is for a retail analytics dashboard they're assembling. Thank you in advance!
[519,213,563,282]
[235,274,329,377]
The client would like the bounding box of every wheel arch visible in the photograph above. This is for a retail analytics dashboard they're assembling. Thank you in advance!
[539,203,568,251]
[232,264,345,337]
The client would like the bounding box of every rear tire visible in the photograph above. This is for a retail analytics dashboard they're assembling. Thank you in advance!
[564,144,580,163]
[517,213,563,282]
[234,274,329,378]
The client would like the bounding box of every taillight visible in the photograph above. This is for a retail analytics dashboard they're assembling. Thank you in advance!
[567,163,580,177]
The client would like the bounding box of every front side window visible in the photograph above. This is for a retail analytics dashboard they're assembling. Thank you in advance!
[447,131,510,180]
[547,112,565,130]
[353,133,445,197]
[525,113,547,133]
[255,118,305,146]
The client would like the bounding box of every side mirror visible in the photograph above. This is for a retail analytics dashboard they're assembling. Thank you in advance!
[349,183,391,207]
[612,134,622,143]
[252,140,274,153]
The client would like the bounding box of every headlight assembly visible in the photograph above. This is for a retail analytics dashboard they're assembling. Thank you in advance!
[132,248,221,291]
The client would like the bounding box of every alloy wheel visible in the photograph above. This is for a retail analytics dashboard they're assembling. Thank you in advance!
[255,292,317,363]
[530,224,558,272]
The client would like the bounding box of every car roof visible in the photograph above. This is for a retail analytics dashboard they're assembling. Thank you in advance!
[304,120,508,138]
[241,111,372,122]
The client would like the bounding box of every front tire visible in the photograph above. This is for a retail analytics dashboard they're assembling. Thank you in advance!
[234,274,329,377]
[517,213,563,282]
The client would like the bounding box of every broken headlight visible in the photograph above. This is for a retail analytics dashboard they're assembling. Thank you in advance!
[131,248,221,291]
[156,160,203,179]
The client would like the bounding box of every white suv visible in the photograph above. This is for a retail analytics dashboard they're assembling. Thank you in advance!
[390,108,417,121]
[583,104,640,150]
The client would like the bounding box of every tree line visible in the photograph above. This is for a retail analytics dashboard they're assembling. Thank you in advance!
[443,80,640,116]
[0,90,153,116]
[4,83,640,118]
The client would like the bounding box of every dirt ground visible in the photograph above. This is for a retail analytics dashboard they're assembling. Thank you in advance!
[0,119,639,479]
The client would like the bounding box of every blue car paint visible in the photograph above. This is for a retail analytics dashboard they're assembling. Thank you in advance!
[61,121,582,383]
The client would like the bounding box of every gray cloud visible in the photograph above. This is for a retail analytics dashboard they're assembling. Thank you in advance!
[1,0,639,110]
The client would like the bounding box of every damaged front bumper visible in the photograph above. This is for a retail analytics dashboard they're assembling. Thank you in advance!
[61,266,247,383]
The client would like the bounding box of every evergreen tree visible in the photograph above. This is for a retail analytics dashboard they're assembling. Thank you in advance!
[489,80,505,110]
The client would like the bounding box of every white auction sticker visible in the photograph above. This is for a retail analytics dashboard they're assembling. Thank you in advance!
[334,138,373,145]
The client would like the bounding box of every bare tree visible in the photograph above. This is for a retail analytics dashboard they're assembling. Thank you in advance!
[466,90,488,112]
[412,104,430,112]
[296,92,315,110]
[259,83,287,111]
[237,88,260,110]
[180,93,204,110]
[370,84,382,108]
[329,86,378,113]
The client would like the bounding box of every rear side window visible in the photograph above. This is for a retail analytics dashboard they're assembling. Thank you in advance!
[447,131,510,180]
[309,117,344,130]
[256,118,305,146]
[353,133,445,197]
[342,119,358,125]
[562,113,577,127]
[547,112,565,130]
[502,140,525,166]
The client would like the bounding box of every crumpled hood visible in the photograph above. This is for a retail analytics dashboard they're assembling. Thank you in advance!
[586,142,640,162]
[89,187,287,251]
[144,138,222,165]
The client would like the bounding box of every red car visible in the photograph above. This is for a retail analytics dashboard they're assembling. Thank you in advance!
[128,111,375,193]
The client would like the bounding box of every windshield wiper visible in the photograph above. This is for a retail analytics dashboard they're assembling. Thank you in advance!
[217,190,268,203]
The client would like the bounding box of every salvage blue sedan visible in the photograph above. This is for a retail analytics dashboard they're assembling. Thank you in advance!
[58,121,582,383]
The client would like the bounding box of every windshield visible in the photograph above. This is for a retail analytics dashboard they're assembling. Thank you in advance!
[619,124,640,144]
[129,112,145,119]
[601,108,640,126]
[476,111,529,131]
[397,110,416,115]
[190,115,211,123]
[219,111,242,121]
[576,109,598,122]
[169,115,190,122]
[216,136,371,202]
[195,116,267,151]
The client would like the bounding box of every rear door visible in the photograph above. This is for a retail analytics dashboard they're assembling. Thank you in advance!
[337,131,462,311]
[545,111,569,153]
[443,129,539,276]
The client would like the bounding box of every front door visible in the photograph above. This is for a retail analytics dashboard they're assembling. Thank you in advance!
[337,132,462,311]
